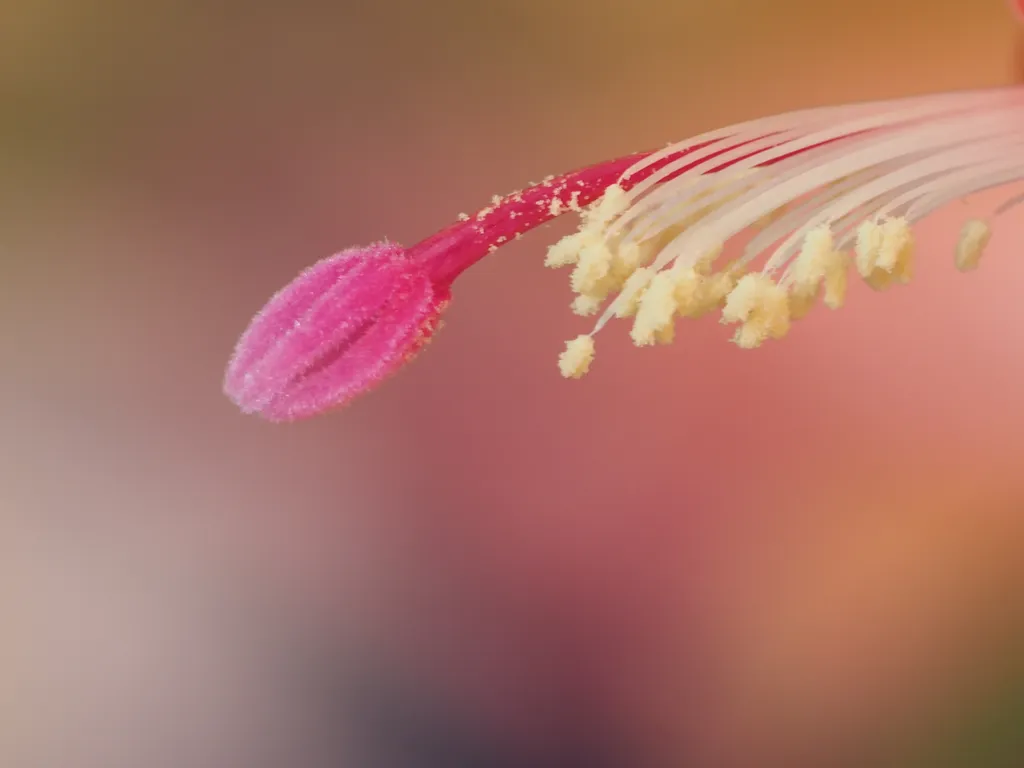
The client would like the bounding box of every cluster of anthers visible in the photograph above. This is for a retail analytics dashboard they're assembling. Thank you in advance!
[551,88,1011,379]
[226,86,1020,422]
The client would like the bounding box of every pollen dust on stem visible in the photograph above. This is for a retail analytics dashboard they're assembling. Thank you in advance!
[228,87,1021,421]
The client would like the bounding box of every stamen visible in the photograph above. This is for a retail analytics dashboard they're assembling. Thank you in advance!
[955,219,992,272]
[631,271,679,346]
[647,111,1023,278]
[614,268,656,318]
[721,274,791,349]
[559,335,596,379]
[787,225,839,318]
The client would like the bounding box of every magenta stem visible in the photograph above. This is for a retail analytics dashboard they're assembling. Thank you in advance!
[410,151,654,286]
[410,135,855,287]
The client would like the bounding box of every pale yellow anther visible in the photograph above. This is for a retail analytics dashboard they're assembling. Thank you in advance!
[570,240,615,295]
[722,273,791,348]
[548,188,630,271]
[583,184,630,229]
[558,335,595,379]
[790,225,834,289]
[788,291,816,321]
[665,247,732,319]
[724,259,749,280]
[821,253,850,309]
[854,219,885,278]
[855,217,913,291]
[787,226,850,316]
[545,232,585,268]
[615,267,655,318]
[693,245,723,276]
[671,266,705,316]
[697,271,738,318]
[609,241,648,284]
[721,274,762,324]
[732,321,768,349]
[864,270,894,291]
[631,270,678,346]
[572,294,604,317]
[955,219,991,272]
[878,217,914,280]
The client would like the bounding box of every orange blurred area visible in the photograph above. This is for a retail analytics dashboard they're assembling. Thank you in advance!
[5,1,1024,766]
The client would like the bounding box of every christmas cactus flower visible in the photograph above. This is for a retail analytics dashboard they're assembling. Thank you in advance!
[226,86,1022,421]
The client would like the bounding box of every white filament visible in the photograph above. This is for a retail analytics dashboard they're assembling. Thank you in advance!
[743,167,910,265]
[829,154,1024,247]
[906,162,1024,220]
[616,110,962,241]
[620,86,1012,201]
[764,137,1024,275]
[589,87,1024,334]
[995,190,1024,217]
[653,110,1023,269]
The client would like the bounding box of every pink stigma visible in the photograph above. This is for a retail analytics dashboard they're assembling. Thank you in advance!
[224,242,449,422]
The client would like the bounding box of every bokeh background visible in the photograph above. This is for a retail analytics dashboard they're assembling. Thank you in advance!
[6,0,1024,766]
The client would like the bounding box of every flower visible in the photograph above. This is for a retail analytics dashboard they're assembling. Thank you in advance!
[226,86,1023,421]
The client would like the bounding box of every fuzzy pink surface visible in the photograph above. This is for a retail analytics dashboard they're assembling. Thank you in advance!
[224,242,450,421]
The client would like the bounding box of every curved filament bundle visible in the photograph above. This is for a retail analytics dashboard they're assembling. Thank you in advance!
[225,86,1024,421]
[549,87,1022,368]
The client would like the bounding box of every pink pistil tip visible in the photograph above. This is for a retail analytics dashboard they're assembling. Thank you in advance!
[224,242,450,422]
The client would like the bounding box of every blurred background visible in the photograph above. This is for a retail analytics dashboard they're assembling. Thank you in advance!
[5,0,1024,766]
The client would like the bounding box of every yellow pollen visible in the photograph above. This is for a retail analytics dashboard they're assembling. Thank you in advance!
[787,225,850,316]
[671,266,705,316]
[694,246,723,276]
[559,335,595,378]
[615,267,655,318]
[631,270,678,346]
[545,232,586,268]
[610,241,646,283]
[854,219,884,277]
[722,273,791,348]
[878,216,914,280]
[855,217,914,291]
[541,165,997,377]
[570,241,615,294]
[955,219,991,272]
[822,253,850,309]
[572,294,604,316]
[583,184,630,229]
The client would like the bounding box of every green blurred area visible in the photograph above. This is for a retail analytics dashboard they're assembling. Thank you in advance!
[899,657,1024,768]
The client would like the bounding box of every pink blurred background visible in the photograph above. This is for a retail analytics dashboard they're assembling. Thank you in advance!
[6,0,1024,766]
